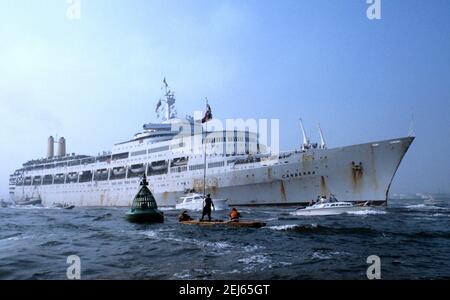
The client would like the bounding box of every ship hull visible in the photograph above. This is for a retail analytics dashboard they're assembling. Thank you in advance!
[11,137,414,207]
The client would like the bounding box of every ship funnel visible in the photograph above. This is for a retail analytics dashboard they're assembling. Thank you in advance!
[57,137,66,157]
[318,124,327,149]
[47,136,54,158]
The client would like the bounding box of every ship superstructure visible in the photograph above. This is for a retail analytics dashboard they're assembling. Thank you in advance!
[9,80,414,207]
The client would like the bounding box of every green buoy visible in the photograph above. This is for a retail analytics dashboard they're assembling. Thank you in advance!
[126,175,164,223]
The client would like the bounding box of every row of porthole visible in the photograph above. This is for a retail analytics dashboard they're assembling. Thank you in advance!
[54,187,133,193]
[282,171,316,179]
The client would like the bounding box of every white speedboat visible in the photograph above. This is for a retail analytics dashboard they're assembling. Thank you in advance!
[292,200,373,216]
[175,193,229,211]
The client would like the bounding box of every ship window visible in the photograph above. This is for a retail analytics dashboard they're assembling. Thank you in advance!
[170,142,185,150]
[81,157,96,164]
[32,176,42,186]
[131,150,147,157]
[189,164,205,171]
[148,146,170,153]
[112,152,129,160]
[208,161,225,168]
[96,155,111,162]
[79,171,92,182]
[68,160,81,166]
[24,176,32,185]
[43,175,53,185]
[171,166,187,173]
[54,174,65,184]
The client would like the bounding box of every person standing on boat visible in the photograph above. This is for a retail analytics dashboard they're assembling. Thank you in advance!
[200,194,215,221]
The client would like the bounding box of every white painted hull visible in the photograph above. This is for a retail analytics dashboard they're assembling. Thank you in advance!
[11,137,414,207]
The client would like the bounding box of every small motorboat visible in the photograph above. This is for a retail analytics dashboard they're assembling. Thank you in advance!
[17,196,42,206]
[52,203,75,209]
[126,175,164,223]
[180,220,266,228]
[175,193,229,211]
[292,196,373,216]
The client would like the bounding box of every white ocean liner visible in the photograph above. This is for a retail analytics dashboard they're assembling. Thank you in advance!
[9,80,414,207]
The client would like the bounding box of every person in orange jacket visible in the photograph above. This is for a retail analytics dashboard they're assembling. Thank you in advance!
[229,207,241,222]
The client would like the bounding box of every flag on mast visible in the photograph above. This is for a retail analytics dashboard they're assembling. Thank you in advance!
[155,99,162,112]
[201,103,212,123]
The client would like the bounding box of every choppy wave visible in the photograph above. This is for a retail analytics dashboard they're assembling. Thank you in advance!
[173,270,191,279]
[311,250,351,260]
[431,213,449,217]
[268,224,304,231]
[0,234,32,243]
[268,223,384,237]
[142,229,232,251]
[346,209,387,215]
[405,204,448,210]
[92,213,113,221]
[238,254,271,265]
[10,205,48,210]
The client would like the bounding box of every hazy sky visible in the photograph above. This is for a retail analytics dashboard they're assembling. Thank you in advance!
[0,0,449,199]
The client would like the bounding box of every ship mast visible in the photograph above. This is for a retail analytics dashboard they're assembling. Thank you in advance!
[156,78,177,122]
[203,98,208,197]
[318,123,327,149]
[299,119,310,150]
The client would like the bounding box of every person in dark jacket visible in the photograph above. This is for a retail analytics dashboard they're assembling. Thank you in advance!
[200,194,215,221]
